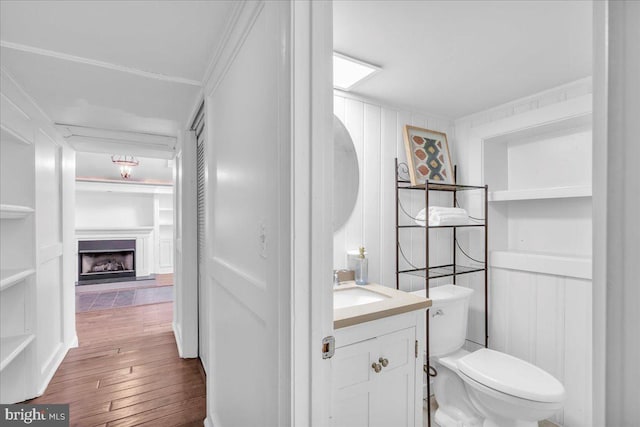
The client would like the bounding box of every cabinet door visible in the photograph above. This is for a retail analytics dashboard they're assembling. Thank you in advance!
[332,337,377,427]
[372,327,416,427]
[332,327,417,427]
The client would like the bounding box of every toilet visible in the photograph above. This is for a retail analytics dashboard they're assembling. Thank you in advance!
[412,285,565,427]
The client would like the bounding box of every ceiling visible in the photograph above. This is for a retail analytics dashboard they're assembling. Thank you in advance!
[0,0,592,175]
[333,0,592,118]
[0,0,236,165]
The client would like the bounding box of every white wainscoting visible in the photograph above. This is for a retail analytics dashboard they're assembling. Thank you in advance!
[75,227,154,278]
[484,265,592,427]
[454,78,594,427]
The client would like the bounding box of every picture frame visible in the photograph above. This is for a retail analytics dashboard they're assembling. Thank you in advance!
[402,125,454,185]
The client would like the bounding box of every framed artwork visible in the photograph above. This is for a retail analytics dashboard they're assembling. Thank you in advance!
[402,125,454,185]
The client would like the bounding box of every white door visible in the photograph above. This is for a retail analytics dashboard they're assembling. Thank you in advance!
[193,103,208,370]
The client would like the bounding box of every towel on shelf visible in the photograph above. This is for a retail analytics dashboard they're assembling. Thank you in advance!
[415,206,470,226]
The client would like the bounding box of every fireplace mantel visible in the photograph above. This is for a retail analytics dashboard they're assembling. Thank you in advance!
[75,227,154,278]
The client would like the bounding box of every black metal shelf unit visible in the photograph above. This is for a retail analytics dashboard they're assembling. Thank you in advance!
[394,158,488,427]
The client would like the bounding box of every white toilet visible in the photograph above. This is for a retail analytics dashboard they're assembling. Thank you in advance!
[412,285,565,427]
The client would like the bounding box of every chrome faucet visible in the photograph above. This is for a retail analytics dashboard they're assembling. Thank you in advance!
[333,270,340,288]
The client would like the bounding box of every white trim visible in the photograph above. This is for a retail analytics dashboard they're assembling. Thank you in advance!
[37,342,69,396]
[39,242,63,264]
[490,250,592,280]
[0,66,57,125]
[0,40,202,87]
[591,3,607,426]
[201,0,246,90]
[333,89,453,125]
[57,124,177,148]
[0,92,30,120]
[203,1,265,96]
[455,76,593,124]
[75,180,173,194]
[172,321,184,357]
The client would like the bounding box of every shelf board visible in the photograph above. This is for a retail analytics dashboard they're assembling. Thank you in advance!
[159,208,173,212]
[489,185,592,202]
[399,264,485,280]
[0,204,34,219]
[0,334,35,371]
[159,222,173,226]
[398,223,485,229]
[0,268,35,291]
[398,181,486,192]
[0,123,32,146]
[490,250,591,279]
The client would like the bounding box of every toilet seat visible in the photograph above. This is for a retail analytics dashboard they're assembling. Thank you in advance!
[457,349,565,403]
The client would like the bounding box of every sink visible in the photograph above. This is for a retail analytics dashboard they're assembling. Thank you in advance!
[334,287,388,309]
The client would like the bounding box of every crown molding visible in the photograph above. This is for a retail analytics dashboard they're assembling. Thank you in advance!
[1,40,202,87]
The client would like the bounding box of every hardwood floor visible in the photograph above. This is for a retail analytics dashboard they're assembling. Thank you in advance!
[29,302,206,427]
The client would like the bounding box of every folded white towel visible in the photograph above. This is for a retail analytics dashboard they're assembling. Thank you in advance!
[415,207,470,226]
[428,207,468,216]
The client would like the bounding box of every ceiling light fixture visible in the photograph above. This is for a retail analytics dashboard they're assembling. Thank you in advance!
[111,155,139,180]
[333,52,380,91]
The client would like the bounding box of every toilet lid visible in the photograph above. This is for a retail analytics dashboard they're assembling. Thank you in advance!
[457,349,565,403]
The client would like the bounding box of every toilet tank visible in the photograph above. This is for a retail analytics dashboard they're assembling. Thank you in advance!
[413,284,474,357]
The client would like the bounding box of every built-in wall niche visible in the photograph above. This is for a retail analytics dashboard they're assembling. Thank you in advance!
[1,126,35,209]
[154,193,174,274]
[484,114,592,201]
[483,112,593,279]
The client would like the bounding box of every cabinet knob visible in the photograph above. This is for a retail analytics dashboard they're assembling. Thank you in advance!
[378,357,389,367]
[371,362,382,373]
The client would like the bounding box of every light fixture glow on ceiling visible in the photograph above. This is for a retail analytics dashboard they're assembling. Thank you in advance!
[333,52,380,91]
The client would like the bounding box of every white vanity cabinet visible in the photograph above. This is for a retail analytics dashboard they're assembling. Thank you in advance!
[331,309,426,427]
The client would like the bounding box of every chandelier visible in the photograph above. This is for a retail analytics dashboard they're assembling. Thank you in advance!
[111,155,139,180]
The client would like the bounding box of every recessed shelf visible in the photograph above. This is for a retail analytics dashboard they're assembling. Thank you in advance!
[489,185,592,202]
[398,223,485,229]
[399,264,485,280]
[0,123,32,146]
[0,204,35,219]
[397,180,486,192]
[0,268,35,291]
[0,334,35,371]
[490,250,591,279]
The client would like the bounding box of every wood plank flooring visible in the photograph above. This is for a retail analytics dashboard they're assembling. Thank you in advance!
[28,302,206,427]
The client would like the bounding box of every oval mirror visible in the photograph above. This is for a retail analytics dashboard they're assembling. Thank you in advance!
[334,116,359,231]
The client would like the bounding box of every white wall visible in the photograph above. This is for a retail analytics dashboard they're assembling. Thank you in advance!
[76,191,154,228]
[454,78,593,427]
[333,92,455,291]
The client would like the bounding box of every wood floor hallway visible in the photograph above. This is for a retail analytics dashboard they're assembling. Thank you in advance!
[28,302,206,427]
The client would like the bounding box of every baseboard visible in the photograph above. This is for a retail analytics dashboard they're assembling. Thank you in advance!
[69,334,79,349]
[37,341,70,396]
[173,321,184,357]
[204,416,214,427]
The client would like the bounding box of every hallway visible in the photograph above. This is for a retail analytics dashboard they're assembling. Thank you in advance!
[28,303,206,426]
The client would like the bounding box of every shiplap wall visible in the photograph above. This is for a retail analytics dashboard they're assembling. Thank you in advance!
[454,78,593,427]
[333,93,455,291]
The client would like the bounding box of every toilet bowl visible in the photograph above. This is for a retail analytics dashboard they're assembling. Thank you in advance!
[412,285,565,427]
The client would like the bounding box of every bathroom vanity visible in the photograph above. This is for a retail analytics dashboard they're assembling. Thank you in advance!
[331,283,430,427]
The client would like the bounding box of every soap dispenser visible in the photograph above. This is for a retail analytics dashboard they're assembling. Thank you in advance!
[354,246,368,286]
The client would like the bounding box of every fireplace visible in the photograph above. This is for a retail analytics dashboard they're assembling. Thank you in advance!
[78,239,136,284]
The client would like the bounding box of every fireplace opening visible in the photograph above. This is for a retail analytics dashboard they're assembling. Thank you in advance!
[78,239,136,284]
